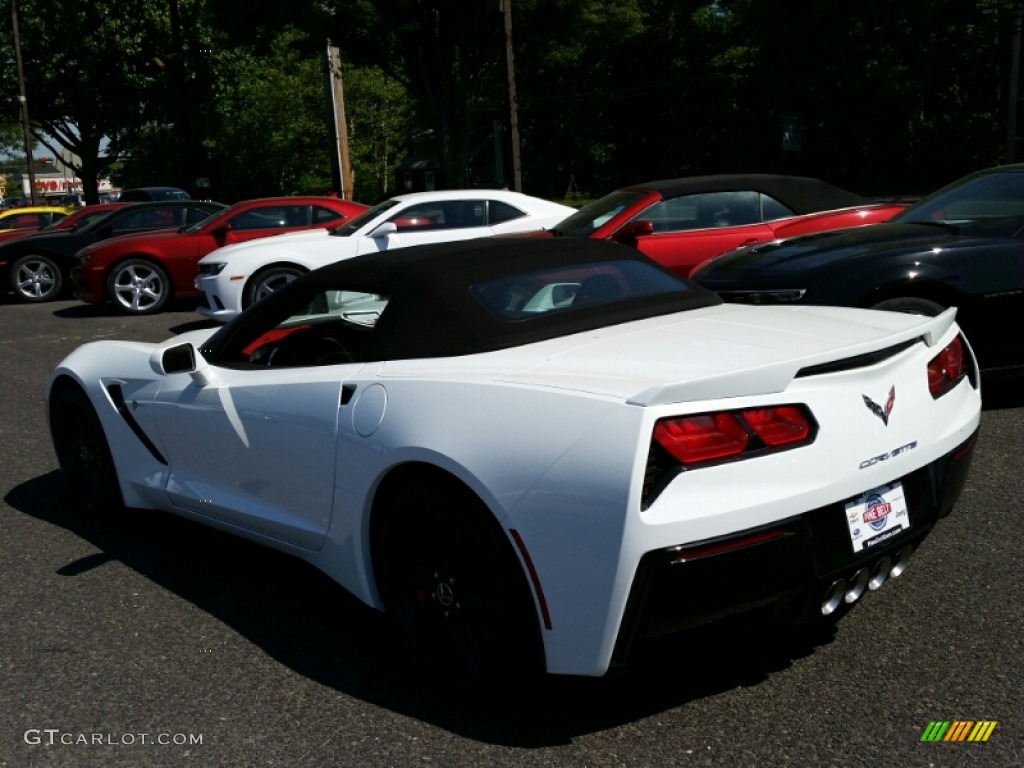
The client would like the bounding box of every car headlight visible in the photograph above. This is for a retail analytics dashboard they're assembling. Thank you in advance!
[716,288,806,305]
[197,262,226,275]
[74,251,91,266]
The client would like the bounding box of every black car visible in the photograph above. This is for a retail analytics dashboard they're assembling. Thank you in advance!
[118,186,191,202]
[2,200,225,303]
[692,163,1024,373]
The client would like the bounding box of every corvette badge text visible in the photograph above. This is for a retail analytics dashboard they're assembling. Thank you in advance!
[859,441,917,469]
[24,729,203,747]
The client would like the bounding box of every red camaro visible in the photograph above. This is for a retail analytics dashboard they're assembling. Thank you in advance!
[72,196,369,314]
[548,175,906,277]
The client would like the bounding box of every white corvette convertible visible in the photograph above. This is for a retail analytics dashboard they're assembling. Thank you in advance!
[48,238,980,693]
[193,188,576,323]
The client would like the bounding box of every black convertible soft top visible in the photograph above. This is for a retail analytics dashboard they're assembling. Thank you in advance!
[632,174,870,214]
[209,237,723,362]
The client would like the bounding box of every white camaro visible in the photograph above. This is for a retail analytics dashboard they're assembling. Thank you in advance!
[193,189,576,323]
[49,238,980,694]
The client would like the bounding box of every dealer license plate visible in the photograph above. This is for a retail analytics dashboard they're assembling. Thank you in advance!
[844,481,910,553]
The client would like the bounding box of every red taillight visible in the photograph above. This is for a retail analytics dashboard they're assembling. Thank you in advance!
[653,405,814,467]
[653,413,749,465]
[740,406,811,446]
[927,336,965,397]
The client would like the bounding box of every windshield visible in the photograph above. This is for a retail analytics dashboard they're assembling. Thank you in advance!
[552,190,648,237]
[330,199,400,237]
[74,208,123,233]
[893,171,1024,237]
[182,207,232,234]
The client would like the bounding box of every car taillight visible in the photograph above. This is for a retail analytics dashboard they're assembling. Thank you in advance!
[927,336,965,397]
[653,413,749,464]
[740,406,811,446]
[652,405,815,467]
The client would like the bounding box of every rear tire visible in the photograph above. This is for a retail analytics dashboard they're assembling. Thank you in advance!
[10,254,63,302]
[49,385,124,515]
[871,297,944,316]
[373,481,544,699]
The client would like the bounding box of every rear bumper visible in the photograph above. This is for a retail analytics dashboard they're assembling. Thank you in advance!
[612,430,977,664]
[70,265,105,303]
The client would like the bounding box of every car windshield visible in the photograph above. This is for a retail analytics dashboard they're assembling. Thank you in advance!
[181,207,233,234]
[329,200,400,237]
[551,190,649,237]
[470,258,688,320]
[893,171,1024,237]
[73,208,124,233]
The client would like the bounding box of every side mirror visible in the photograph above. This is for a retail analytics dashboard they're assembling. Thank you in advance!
[151,342,217,386]
[369,222,398,239]
[612,219,654,244]
[212,222,232,238]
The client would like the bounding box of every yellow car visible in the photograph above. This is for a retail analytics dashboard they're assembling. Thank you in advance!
[0,205,78,231]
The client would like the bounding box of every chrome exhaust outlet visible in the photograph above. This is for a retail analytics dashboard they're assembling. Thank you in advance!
[868,555,892,591]
[889,545,913,579]
[844,568,869,604]
[821,578,847,616]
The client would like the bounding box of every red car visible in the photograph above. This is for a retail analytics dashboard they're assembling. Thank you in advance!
[72,196,368,314]
[549,175,906,277]
[0,203,126,246]
[0,204,115,245]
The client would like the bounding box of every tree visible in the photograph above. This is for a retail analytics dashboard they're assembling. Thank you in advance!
[344,65,415,202]
[0,0,175,203]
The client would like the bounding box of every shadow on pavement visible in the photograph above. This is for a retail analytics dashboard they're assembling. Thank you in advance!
[5,472,838,747]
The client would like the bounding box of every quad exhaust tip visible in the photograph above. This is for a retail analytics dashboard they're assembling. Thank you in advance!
[821,579,847,616]
[868,555,892,591]
[889,545,913,579]
[820,548,914,616]
[844,568,869,604]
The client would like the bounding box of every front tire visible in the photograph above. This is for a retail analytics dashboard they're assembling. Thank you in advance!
[10,254,63,302]
[108,259,171,314]
[373,482,544,699]
[244,266,305,309]
[49,385,124,515]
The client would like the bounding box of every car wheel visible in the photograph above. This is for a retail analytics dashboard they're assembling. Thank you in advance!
[10,254,63,302]
[244,266,305,308]
[49,384,124,515]
[374,482,544,699]
[871,297,945,316]
[108,259,171,314]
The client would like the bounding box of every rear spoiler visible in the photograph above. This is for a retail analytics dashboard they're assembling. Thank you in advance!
[628,307,958,407]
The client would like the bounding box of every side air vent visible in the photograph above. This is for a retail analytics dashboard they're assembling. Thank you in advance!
[106,384,168,465]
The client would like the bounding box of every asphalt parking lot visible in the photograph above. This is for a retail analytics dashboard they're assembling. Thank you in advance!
[1,296,1022,768]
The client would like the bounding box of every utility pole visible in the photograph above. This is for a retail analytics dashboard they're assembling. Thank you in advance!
[502,0,522,191]
[325,42,353,199]
[11,0,37,203]
[1009,1,1023,162]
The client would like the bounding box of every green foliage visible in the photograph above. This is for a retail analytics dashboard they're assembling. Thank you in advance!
[345,66,415,203]
[0,0,1017,204]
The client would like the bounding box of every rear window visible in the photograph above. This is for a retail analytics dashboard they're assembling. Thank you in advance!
[470,259,688,320]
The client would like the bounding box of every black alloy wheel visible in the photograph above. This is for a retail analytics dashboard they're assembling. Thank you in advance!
[374,484,544,699]
[50,385,124,514]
